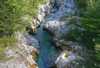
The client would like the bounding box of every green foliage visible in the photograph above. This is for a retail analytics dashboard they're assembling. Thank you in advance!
[79,3,100,32]
[94,44,100,61]
[66,27,81,42]
[60,12,73,21]
[0,0,45,61]
[60,27,82,43]
[86,43,100,68]
[24,0,44,18]
[0,0,44,36]
[86,58,96,68]
[79,0,100,49]
[66,16,78,26]
[60,0,100,67]
[0,36,17,47]
[0,48,6,60]
[0,48,14,61]
[0,0,29,36]
[75,0,100,68]
[0,0,45,60]
[75,0,87,9]
[0,36,17,60]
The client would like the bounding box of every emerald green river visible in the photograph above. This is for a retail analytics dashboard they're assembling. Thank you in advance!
[33,7,61,68]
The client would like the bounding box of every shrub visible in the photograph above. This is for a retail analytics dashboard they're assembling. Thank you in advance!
[0,0,45,36]
[86,43,100,68]
[0,36,17,47]
[75,0,100,68]
[60,27,82,43]
[78,0,100,49]
[0,48,6,60]
[75,0,87,9]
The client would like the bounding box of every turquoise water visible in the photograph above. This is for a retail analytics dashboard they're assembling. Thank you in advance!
[33,7,61,68]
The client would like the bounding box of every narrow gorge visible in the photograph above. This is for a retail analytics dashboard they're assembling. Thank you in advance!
[0,0,98,68]
[32,0,90,68]
[33,7,61,68]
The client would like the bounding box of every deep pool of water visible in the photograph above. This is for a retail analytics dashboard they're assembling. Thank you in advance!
[33,7,61,68]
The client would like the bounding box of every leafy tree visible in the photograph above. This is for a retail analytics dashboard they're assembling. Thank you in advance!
[0,0,44,48]
[0,36,17,47]
[79,0,100,49]
[76,0,100,67]
[75,0,87,9]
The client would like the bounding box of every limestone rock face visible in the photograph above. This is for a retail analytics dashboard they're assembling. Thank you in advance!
[44,0,90,68]
[0,32,39,68]
[0,0,52,68]
[23,0,52,34]
[38,0,52,16]
[44,21,67,38]
[0,58,28,68]
[55,50,84,68]
[44,0,77,39]
[30,51,38,62]
[43,0,76,45]
[16,32,39,50]
[23,17,40,34]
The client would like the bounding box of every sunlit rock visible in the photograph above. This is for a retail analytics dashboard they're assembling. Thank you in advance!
[55,50,84,68]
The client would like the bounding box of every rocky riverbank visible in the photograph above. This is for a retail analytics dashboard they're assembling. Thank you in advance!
[0,32,39,68]
[44,0,91,68]
[24,0,52,34]
[0,0,91,68]
[0,0,52,68]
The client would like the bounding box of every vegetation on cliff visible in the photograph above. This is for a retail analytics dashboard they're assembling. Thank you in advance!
[66,0,100,67]
[0,0,44,60]
[60,0,100,67]
[77,0,100,68]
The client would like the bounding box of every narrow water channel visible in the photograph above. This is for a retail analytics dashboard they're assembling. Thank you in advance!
[33,7,61,68]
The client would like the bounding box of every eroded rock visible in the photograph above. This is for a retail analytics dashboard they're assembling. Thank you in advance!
[30,51,38,62]
[55,50,84,68]
[43,0,90,68]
